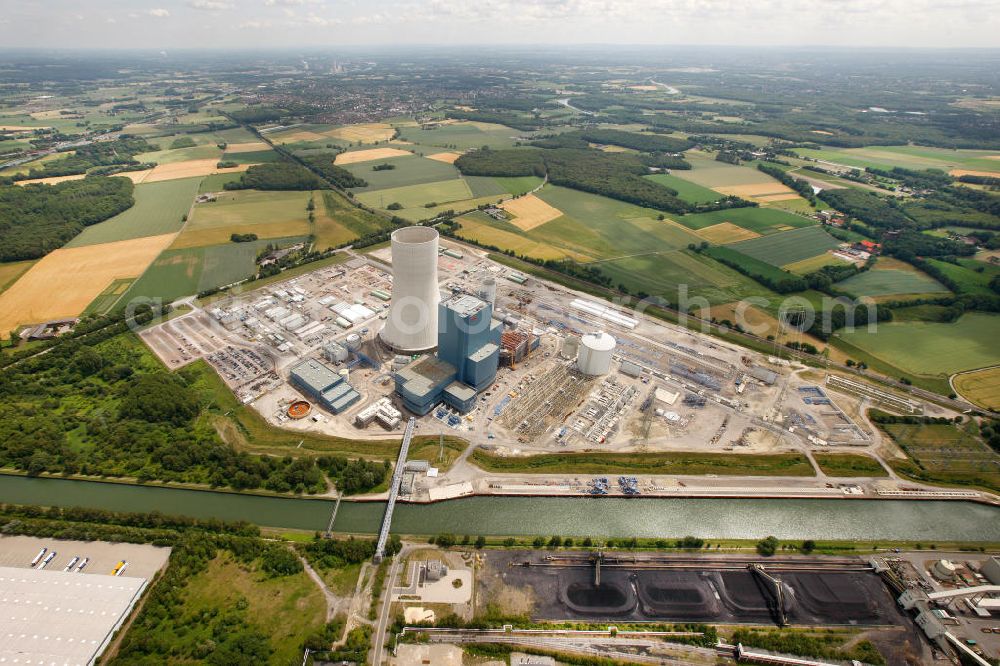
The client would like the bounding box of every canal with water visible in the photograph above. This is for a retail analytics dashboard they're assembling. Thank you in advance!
[2,475,999,541]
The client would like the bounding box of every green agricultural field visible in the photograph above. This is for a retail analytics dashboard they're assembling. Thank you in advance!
[123,235,309,303]
[346,155,460,192]
[598,249,780,305]
[793,145,1000,174]
[356,178,473,209]
[837,313,1000,376]
[82,278,134,315]
[457,185,779,304]
[136,144,223,164]
[172,189,310,248]
[672,151,788,189]
[836,259,948,298]
[495,175,544,195]
[465,175,511,198]
[396,121,523,150]
[703,246,795,282]
[64,176,201,247]
[726,226,842,266]
[313,190,393,250]
[148,132,220,150]
[925,258,1000,296]
[644,173,723,203]
[678,206,815,234]
[221,149,280,164]
[198,171,243,193]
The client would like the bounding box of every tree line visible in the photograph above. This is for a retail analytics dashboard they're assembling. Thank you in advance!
[0,176,135,261]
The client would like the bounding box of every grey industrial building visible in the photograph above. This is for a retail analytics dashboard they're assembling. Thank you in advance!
[289,358,361,414]
[395,293,501,415]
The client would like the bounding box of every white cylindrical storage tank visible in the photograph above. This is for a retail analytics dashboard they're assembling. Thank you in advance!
[933,559,957,580]
[577,331,615,376]
[479,277,497,309]
[338,368,350,381]
[379,226,440,353]
[344,333,362,351]
[560,335,580,360]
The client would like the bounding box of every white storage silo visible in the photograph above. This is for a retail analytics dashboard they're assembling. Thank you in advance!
[577,331,615,376]
[344,333,362,351]
[379,226,440,353]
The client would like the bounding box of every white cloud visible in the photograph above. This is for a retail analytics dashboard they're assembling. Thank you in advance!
[148,8,170,18]
[238,19,272,28]
[189,0,234,9]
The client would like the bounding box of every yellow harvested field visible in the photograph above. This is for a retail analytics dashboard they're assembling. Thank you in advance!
[953,366,1000,411]
[426,152,462,164]
[143,159,251,183]
[222,141,270,153]
[0,233,176,335]
[811,130,834,136]
[950,168,1000,178]
[697,222,761,244]
[120,169,155,184]
[333,148,412,165]
[755,192,802,203]
[501,194,563,231]
[714,183,795,198]
[15,174,87,186]
[325,123,396,144]
[170,221,309,249]
[628,85,659,91]
[270,130,327,144]
[0,125,48,131]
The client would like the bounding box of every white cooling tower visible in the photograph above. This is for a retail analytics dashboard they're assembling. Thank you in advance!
[379,226,440,353]
[577,331,615,376]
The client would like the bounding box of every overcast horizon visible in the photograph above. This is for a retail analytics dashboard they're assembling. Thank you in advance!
[1,0,998,50]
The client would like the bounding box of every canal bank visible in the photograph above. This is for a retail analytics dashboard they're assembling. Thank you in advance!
[3,474,1000,542]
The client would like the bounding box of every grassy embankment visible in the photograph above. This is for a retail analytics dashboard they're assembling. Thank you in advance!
[470,449,814,476]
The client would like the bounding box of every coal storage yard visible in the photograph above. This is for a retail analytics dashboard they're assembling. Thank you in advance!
[492,552,910,627]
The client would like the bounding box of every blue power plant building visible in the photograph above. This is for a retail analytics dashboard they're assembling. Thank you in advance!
[395,293,501,414]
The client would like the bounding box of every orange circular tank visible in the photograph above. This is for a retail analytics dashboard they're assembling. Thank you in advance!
[287,400,312,419]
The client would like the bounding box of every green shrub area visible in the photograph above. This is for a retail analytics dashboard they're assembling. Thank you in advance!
[0,323,389,495]
[0,176,135,261]
[730,629,885,665]
[470,449,814,476]
[225,162,325,190]
[818,189,911,229]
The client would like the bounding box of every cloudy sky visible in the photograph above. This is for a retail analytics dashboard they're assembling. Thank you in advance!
[0,0,997,49]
